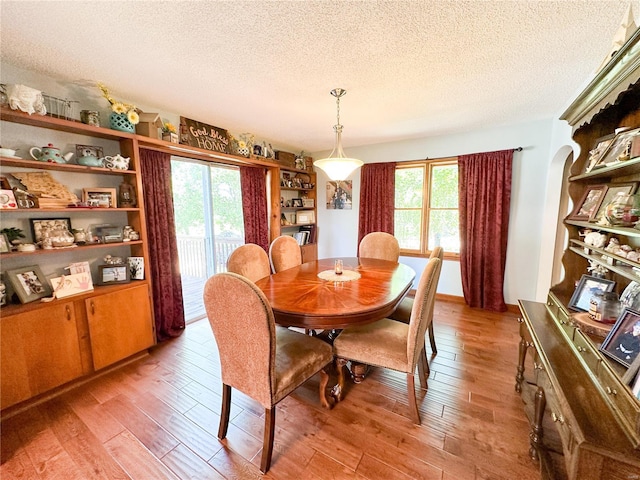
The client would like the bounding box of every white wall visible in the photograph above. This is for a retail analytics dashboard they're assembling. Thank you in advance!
[313,119,573,304]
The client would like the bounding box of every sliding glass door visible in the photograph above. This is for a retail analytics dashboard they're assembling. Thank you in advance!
[171,158,244,322]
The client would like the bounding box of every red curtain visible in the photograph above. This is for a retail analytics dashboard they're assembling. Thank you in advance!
[240,166,269,251]
[140,149,185,341]
[458,149,513,312]
[358,162,396,248]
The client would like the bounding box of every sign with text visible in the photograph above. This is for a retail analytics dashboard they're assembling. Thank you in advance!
[179,116,230,154]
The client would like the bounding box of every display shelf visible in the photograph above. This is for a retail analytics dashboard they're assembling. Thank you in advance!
[565,219,640,238]
[0,240,143,259]
[0,156,138,175]
[569,157,640,181]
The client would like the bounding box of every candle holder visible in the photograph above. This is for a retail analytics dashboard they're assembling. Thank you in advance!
[334,259,343,275]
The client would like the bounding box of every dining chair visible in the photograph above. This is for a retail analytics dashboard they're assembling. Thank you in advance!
[203,272,334,473]
[389,246,443,379]
[358,231,400,261]
[269,235,302,273]
[226,243,271,283]
[333,256,442,424]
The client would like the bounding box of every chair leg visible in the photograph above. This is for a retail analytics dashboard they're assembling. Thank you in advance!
[261,407,276,473]
[428,322,437,354]
[218,383,231,439]
[406,373,421,425]
[319,367,332,408]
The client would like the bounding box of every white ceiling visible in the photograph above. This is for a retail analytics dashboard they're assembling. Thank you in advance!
[1,1,639,153]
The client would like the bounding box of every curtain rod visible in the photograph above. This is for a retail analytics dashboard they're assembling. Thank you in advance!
[397,147,523,165]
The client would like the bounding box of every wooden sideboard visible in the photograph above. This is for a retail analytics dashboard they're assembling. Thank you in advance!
[517,295,640,479]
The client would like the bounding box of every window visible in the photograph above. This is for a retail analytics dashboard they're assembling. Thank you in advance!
[394,158,459,256]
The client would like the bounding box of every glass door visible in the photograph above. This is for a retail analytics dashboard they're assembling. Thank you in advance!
[171,158,244,322]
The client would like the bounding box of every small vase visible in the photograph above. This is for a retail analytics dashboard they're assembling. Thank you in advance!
[109,112,135,133]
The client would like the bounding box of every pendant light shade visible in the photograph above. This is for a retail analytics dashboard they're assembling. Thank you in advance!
[314,88,363,181]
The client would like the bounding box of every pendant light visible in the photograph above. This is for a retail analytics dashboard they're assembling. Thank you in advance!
[313,88,363,180]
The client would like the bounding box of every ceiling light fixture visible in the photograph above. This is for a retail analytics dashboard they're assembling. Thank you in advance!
[313,88,363,181]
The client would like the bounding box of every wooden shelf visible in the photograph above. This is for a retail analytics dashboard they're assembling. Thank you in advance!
[569,157,640,181]
[0,156,138,175]
[0,240,143,259]
[565,219,640,238]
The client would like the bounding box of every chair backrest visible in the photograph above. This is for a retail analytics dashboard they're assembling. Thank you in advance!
[407,256,442,368]
[203,272,275,407]
[227,244,271,283]
[269,235,302,273]
[359,232,400,262]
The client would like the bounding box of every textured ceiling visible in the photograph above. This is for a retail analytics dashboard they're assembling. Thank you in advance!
[1,1,639,153]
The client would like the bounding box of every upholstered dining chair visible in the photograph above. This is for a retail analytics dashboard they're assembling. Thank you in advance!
[203,272,334,473]
[269,235,302,273]
[226,243,271,283]
[389,246,444,381]
[333,256,442,424]
[358,231,400,262]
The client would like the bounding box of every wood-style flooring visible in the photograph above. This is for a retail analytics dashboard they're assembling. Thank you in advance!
[1,299,541,479]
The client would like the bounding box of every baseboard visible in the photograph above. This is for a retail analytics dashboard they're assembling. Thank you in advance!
[408,290,520,314]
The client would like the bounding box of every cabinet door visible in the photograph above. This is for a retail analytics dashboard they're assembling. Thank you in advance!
[1,302,83,409]
[86,284,154,370]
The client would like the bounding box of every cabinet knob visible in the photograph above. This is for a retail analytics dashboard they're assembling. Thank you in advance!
[576,346,585,353]
[517,317,524,323]
[606,386,618,396]
[534,363,543,371]
[90,301,95,315]
[525,341,534,348]
[65,305,71,321]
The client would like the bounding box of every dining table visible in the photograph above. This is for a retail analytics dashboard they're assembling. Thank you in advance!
[255,256,416,407]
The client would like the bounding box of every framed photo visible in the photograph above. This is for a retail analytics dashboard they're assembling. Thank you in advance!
[30,218,72,243]
[83,188,117,208]
[75,144,104,160]
[600,307,640,367]
[127,256,144,280]
[585,133,615,172]
[296,211,315,225]
[302,198,315,208]
[97,264,130,285]
[0,189,18,209]
[568,274,615,312]
[592,182,639,223]
[598,127,640,167]
[0,233,9,253]
[292,198,303,207]
[567,185,607,221]
[6,265,52,303]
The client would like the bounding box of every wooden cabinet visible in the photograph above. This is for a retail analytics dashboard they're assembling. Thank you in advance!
[1,301,84,409]
[272,166,318,262]
[86,283,153,370]
[515,29,640,478]
[0,108,155,412]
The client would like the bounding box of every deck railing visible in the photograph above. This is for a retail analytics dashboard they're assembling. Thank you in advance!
[176,236,243,278]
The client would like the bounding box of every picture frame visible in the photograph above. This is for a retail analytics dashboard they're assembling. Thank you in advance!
[0,233,9,253]
[127,256,144,280]
[600,307,640,368]
[0,189,18,209]
[296,211,315,225]
[50,272,94,298]
[292,198,303,207]
[302,198,315,208]
[585,133,615,172]
[597,127,640,167]
[633,370,640,400]
[567,185,607,221]
[5,265,52,304]
[30,217,72,243]
[97,264,131,285]
[568,274,615,312]
[82,188,117,208]
[592,182,639,223]
[75,144,104,160]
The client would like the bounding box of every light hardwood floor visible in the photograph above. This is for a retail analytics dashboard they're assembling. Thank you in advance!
[1,300,541,479]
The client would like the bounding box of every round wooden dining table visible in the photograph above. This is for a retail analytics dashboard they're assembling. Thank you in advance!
[254,257,416,330]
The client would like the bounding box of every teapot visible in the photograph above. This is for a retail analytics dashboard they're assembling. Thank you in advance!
[77,153,104,167]
[30,143,73,164]
[102,154,130,170]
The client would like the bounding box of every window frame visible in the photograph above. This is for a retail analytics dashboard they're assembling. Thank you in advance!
[395,157,460,260]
